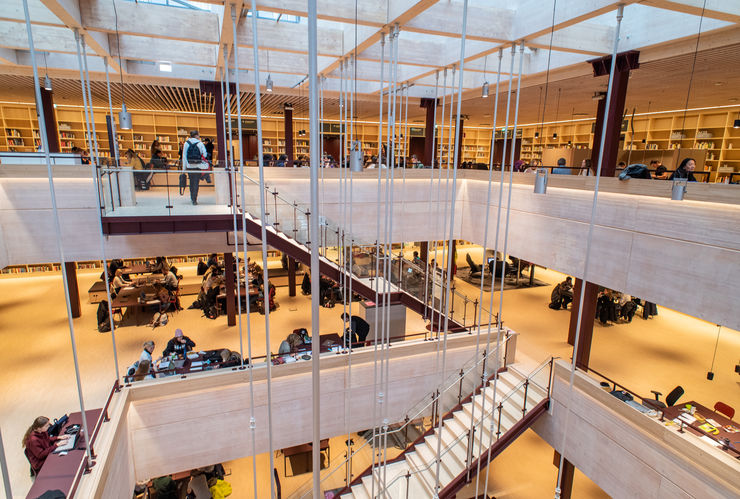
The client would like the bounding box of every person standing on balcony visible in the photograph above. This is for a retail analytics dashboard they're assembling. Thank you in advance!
[182,130,208,205]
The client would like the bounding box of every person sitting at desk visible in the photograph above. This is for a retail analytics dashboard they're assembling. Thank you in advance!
[150,256,170,274]
[669,157,698,182]
[552,157,570,175]
[162,329,195,357]
[206,253,219,270]
[140,340,155,364]
[163,266,179,292]
[23,416,71,475]
[132,360,154,381]
[341,313,370,346]
[153,282,171,314]
[112,268,131,294]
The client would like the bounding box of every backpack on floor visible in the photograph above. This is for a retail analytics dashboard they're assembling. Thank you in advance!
[151,312,168,328]
[97,300,111,332]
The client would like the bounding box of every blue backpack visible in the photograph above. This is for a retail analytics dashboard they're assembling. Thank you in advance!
[186,141,202,163]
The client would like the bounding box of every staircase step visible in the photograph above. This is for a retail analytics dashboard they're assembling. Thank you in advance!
[428,432,467,470]
[349,483,370,499]
[407,450,449,493]
[416,438,466,478]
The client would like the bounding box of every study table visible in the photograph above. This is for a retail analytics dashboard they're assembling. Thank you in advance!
[26,409,103,499]
[282,439,330,476]
[111,284,161,326]
[661,401,740,457]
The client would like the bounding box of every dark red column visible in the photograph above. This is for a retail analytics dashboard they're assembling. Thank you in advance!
[224,252,236,326]
[39,87,60,153]
[64,262,81,318]
[554,451,575,499]
[287,257,297,297]
[588,51,639,177]
[456,118,465,169]
[419,241,429,264]
[420,98,437,166]
[284,103,294,167]
[567,278,599,371]
[200,80,234,165]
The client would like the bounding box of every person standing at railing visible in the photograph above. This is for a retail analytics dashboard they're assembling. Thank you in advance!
[182,130,208,205]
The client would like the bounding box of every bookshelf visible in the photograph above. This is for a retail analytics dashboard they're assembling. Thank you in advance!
[0,254,215,277]
[2,102,739,180]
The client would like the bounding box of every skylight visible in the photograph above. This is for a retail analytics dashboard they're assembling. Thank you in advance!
[121,0,204,10]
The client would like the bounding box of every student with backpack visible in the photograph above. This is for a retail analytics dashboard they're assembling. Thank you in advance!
[182,130,209,205]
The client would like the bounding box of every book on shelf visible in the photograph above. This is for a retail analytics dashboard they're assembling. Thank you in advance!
[133,134,144,141]
[58,123,72,131]
[6,129,22,137]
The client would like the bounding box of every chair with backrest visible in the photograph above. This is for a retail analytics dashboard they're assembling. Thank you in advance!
[24,448,37,478]
[466,253,481,278]
[646,385,684,409]
[714,401,735,420]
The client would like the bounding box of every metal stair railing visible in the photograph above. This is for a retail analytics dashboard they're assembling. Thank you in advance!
[377,357,554,498]
[288,335,513,499]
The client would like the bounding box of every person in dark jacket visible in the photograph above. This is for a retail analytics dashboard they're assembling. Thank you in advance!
[669,157,697,181]
[22,416,71,474]
[549,277,573,310]
[162,329,195,357]
[342,313,371,345]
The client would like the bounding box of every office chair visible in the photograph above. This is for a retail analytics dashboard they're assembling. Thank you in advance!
[647,385,684,409]
[23,448,37,478]
[466,253,481,278]
[714,401,735,420]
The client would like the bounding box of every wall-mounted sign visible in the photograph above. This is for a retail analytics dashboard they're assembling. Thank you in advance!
[321,122,345,134]
[494,129,523,139]
[228,118,257,130]
[409,127,425,137]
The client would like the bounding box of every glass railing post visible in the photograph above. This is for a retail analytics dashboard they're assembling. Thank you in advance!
[457,368,464,404]
[293,203,298,240]
[272,188,280,230]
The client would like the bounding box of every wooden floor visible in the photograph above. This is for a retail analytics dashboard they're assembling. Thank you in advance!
[0,251,738,498]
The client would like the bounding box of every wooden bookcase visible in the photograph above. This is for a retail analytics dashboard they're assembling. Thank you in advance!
[3,102,739,180]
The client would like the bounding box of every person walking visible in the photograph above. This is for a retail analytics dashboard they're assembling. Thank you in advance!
[182,130,208,205]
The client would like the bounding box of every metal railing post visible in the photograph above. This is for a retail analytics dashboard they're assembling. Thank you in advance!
[496,403,503,439]
[457,368,465,404]
[522,379,530,416]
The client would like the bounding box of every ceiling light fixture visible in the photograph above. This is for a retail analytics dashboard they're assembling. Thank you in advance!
[159,62,172,72]
[42,53,52,91]
[481,54,489,98]
[266,49,273,92]
[112,0,131,130]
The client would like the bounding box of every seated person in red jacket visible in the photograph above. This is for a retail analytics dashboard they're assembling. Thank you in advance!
[22,416,71,474]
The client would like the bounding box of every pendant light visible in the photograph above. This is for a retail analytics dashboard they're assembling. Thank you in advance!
[113,0,131,129]
[265,49,273,92]
[42,53,52,90]
[481,54,489,98]
[707,325,722,380]
[734,112,740,128]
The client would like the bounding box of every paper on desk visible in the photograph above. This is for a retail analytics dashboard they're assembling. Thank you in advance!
[190,361,203,368]
[679,413,697,424]
[699,435,721,447]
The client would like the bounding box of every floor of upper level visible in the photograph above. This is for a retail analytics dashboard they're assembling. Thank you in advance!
[0,246,737,497]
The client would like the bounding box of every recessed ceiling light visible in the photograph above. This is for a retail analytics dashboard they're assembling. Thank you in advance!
[714,81,725,86]
[159,62,172,72]
[729,98,739,102]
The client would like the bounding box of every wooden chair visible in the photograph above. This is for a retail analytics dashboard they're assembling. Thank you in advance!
[714,401,735,420]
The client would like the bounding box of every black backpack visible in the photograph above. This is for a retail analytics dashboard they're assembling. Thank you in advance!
[185,141,202,163]
[97,300,111,332]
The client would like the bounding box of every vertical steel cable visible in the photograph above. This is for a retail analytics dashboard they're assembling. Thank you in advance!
[555,7,624,498]
[23,0,93,467]
[433,1,468,492]
[472,47,504,498]
[248,3,276,497]
[74,31,96,172]
[0,429,12,499]
[230,9,259,499]
[369,30,386,498]
[104,59,122,168]
[91,57,121,384]
[80,37,101,164]
[480,45,516,496]
[224,45,246,372]
[422,71,439,319]
[307,1,322,496]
